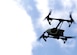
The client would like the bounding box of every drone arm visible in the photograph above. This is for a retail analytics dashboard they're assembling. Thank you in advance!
[56,21,62,28]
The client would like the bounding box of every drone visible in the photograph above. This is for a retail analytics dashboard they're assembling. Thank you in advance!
[38,10,75,44]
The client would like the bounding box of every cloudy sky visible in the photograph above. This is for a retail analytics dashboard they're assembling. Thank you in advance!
[0,0,77,55]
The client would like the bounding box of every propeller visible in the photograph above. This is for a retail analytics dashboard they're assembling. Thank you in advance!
[38,33,48,42]
[68,12,75,27]
[44,10,52,20]
[38,34,44,41]
[44,10,52,25]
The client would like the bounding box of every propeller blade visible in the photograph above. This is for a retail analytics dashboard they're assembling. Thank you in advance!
[38,34,44,41]
[38,36,48,42]
[43,10,52,25]
[44,10,52,20]
[38,32,49,41]
[70,14,74,23]
[68,12,75,27]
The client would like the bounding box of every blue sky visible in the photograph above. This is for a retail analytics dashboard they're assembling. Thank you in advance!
[0,0,77,55]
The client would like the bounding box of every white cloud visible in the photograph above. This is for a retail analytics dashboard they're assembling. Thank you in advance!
[61,0,73,9]
[0,0,36,55]
[35,0,50,29]
[36,0,49,13]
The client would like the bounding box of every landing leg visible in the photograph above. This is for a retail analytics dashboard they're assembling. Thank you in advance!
[63,40,66,44]
[43,38,47,41]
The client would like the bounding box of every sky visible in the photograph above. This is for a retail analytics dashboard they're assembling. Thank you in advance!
[0,0,77,55]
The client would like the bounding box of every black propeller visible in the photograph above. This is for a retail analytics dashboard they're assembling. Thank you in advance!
[44,10,52,25]
[38,33,48,42]
[68,12,75,27]
[44,10,51,20]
